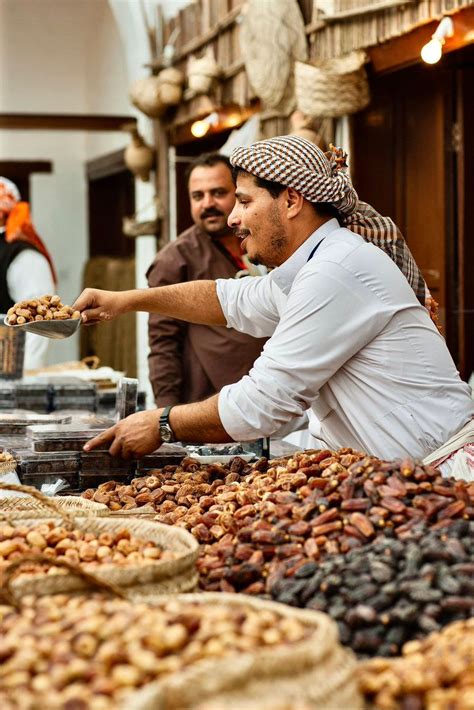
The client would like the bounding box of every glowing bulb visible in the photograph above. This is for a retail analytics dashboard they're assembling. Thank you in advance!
[191,120,211,138]
[421,38,443,64]
[420,16,454,64]
[226,113,242,128]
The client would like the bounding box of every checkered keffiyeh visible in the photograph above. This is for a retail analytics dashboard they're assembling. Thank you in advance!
[230,135,436,321]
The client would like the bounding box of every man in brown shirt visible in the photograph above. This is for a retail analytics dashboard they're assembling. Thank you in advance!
[147,153,267,406]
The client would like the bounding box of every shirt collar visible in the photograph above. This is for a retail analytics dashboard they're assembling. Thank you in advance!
[270,218,340,295]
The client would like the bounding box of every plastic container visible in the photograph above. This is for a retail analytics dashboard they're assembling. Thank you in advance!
[185,443,256,464]
[79,471,131,489]
[0,323,25,379]
[15,451,80,474]
[18,471,79,491]
[0,412,71,435]
[26,424,107,452]
[81,452,136,471]
[137,444,187,471]
[0,382,16,406]
[115,377,138,420]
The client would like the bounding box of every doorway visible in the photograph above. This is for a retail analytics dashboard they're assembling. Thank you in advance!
[81,150,137,376]
[352,45,473,378]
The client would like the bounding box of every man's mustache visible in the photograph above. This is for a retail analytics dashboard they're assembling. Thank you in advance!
[200,208,224,219]
[235,229,250,239]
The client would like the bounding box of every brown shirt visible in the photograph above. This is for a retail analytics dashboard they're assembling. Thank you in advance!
[147,225,267,407]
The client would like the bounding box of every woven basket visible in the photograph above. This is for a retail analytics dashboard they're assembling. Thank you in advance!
[0,491,111,518]
[0,482,199,596]
[0,323,25,379]
[295,51,370,118]
[126,593,363,710]
[239,0,307,112]
[0,459,17,476]
[0,569,363,710]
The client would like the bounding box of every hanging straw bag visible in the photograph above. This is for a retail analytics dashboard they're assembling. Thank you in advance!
[239,0,307,113]
[1,561,363,710]
[295,51,370,118]
[0,482,199,596]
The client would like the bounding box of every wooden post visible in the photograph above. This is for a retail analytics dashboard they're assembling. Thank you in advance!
[153,118,170,245]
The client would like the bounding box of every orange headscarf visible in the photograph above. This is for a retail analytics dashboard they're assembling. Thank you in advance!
[0,177,57,284]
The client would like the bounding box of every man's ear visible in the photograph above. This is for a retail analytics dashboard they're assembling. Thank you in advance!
[285,187,304,218]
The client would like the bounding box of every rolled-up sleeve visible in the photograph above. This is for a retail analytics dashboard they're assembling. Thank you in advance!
[216,276,279,338]
[218,263,390,440]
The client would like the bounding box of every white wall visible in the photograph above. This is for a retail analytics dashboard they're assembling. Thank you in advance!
[0,0,131,365]
[0,0,190,396]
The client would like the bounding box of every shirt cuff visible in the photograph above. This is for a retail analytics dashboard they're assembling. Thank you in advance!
[215,278,232,328]
[218,384,259,440]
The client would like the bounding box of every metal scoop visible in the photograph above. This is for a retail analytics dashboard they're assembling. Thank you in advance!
[3,315,81,340]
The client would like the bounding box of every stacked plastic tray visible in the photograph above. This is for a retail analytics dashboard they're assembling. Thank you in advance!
[26,424,135,490]
[14,382,50,413]
[12,449,81,490]
[79,451,135,489]
[49,378,97,412]
[0,382,16,410]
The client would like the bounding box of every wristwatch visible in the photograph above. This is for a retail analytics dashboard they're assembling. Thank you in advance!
[159,405,176,443]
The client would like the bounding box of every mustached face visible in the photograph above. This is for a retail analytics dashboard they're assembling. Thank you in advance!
[188,164,236,237]
[228,173,289,267]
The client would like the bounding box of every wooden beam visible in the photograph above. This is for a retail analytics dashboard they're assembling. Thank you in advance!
[0,114,136,132]
[86,150,127,181]
[169,103,258,146]
[0,160,52,176]
[369,6,474,74]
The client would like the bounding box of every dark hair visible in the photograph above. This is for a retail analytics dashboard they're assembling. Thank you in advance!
[232,166,341,221]
[185,153,232,187]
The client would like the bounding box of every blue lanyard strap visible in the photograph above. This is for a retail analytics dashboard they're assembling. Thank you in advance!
[307,238,325,262]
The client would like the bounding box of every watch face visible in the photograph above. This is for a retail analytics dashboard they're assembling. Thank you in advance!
[160,425,172,443]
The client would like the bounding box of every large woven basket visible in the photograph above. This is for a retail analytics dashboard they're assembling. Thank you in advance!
[0,489,111,519]
[295,51,370,118]
[125,593,363,710]
[0,482,199,596]
[239,0,307,113]
[0,566,363,710]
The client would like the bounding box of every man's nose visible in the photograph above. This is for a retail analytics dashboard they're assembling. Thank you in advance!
[201,192,216,209]
[227,203,239,227]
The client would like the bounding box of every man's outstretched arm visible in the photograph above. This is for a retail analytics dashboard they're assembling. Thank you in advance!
[83,394,232,458]
[73,280,226,327]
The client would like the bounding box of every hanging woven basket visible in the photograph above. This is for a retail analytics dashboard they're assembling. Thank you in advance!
[239,0,307,113]
[295,51,370,118]
[122,196,163,239]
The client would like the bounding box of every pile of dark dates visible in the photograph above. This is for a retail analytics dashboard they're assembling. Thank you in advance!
[270,519,474,657]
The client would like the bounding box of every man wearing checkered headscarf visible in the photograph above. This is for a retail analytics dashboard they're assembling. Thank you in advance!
[73,134,473,476]
[230,135,436,322]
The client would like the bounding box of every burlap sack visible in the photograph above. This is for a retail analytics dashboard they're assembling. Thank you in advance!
[0,482,199,596]
[124,593,363,710]
[0,564,363,710]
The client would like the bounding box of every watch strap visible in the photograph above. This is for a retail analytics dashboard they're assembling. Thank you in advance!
[159,405,173,427]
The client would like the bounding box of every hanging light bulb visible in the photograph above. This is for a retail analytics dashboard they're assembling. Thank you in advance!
[191,120,211,138]
[190,112,220,138]
[421,16,454,64]
[421,38,443,64]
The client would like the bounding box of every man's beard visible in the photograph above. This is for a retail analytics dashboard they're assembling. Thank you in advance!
[248,234,287,268]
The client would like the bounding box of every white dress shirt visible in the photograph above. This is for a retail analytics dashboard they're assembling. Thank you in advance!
[216,219,474,460]
[6,248,55,370]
